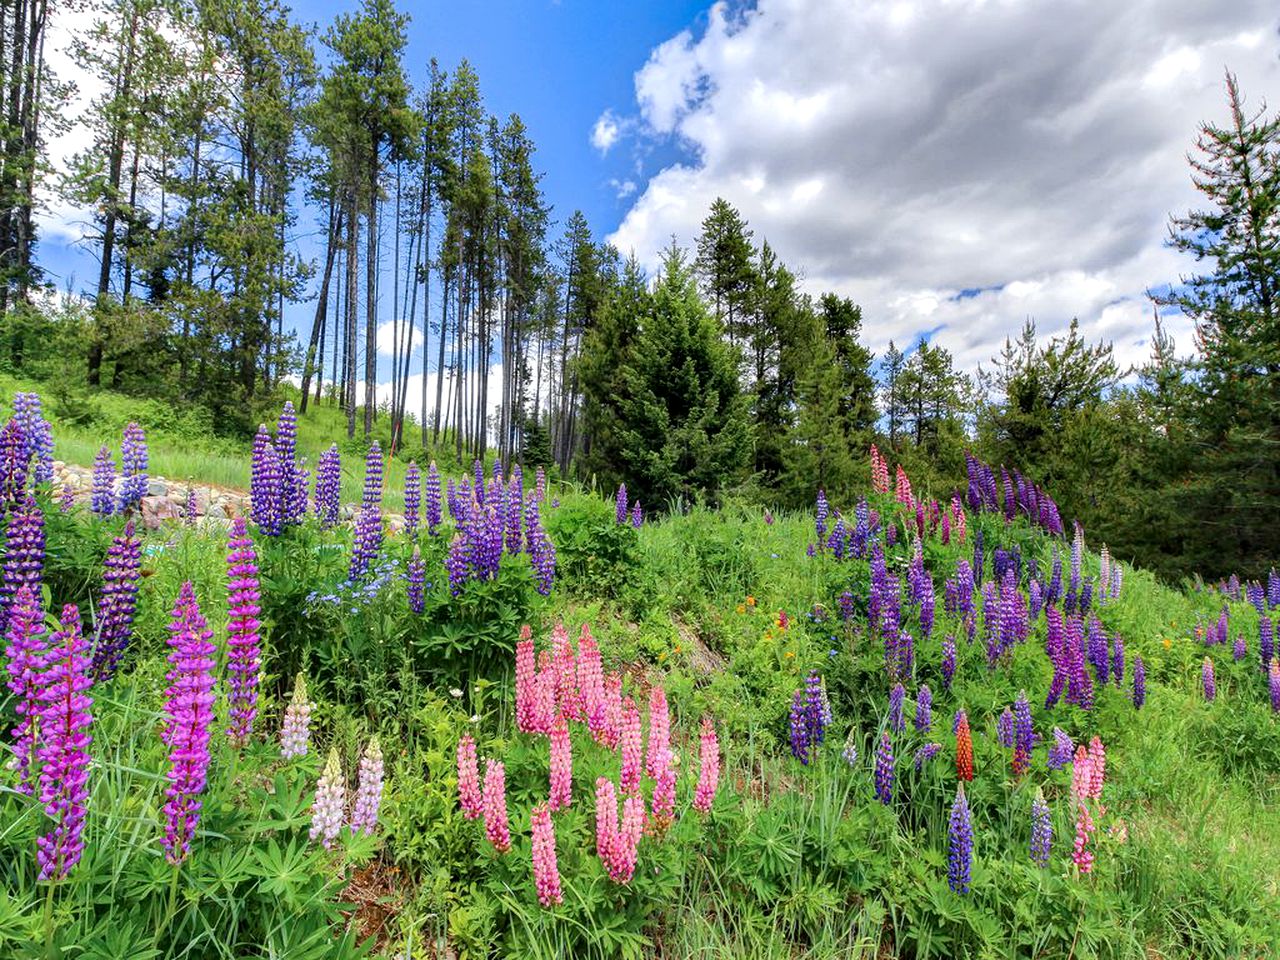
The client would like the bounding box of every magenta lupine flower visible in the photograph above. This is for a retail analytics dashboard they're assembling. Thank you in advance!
[363,443,384,511]
[1132,655,1146,709]
[530,802,563,907]
[611,795,645,884]
[1,494,44,636]
[874,732,895,805]
[118,422,148,511]
[35,604,93,881]
[1030,789,1053,867]
[457,734,482,818]
[406,546,426,614]
[313,444,341,528]
[161,582,217,865]
[403,462,421,537]
[631,501,643,528]
[595,776,618,861]
[649,745,677,832]
[309,748,346,849]
[620,698,643,796]
[89,521,141,680]
[13,393,53,485]
[941,635,956,690]
[350,737,384,835]
[515,627,537,733]
[5,583,46,793]
[646,685,670,780]
[280,673,313,759]
[482,759,511,853]
[425,461,442,535]
[693,715,720,813]
[349,505,383,580]
[1202,657,1216,702]
[250,426,282,536]
[615,483,628,525]
[549,720,572,811]
[578,630,607,741]
[1268,658,1280,713]
[947,784,973,894]
[225,519,262,746]
[915,684,933,733]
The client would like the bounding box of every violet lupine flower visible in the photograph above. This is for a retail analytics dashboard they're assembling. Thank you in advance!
[184,486,198,526]
[505,476,524,554]
[350,737,384,835]
[874,732,895,805]
[1047,727,1074,770]
[913,742,941,770]
[615,483,628,525]
[1201,657,1215,702]
[12,393,53,485]
[363,442,384,511]
[1215,606,1230,646]
[789,671,829,764]
[275,403,306,526]
[1046,549,1063,605]
[1132,655,1146,710]
[407,546,426,614]
[0,418,28,513]
[225,519,262,747]
[815,489,829,544]
[1,494,44,637]
[402,462,421,537]
[1233,634,1247,662]
[483,759,511,853]
[972,529,985,586]
[888,683,906,733]
[1086,616,1110,685]
[693,715,720,813]
[526,495,557,597]
[90,446,116,517]
[425,461,442,535]
[349,505,383,581]
[161,582,217,865]
[997,707,1014,748]
[250,427,282,536]
[531,802,564,907]
[280,673,313,759]
[1030,789,1053,867]
[1260,616,1275,675]
[313,444,341,528]
[5,583,46,794]
[309,748,346,849]
[117,422,149,512]
[58,484,74,514]
[941,635,956,690]
[473,459,485,504]
[915,685,933,733]
[1064,614,1094,711]
[1269,658,1280,713]
[89,521,141,681]
[947,784,973,894]
[35,604,93,881]
[1012,691,1034,776]
[1111,634,1125,686]
[1268,569,1280,609]
[631,501,643,529]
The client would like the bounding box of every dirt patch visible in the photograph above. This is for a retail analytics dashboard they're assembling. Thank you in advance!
[672,616,726,675]
[344,859,405,950]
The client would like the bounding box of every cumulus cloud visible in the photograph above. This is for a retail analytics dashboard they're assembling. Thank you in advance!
[591,109,623,154]
[609,0,1280,373]
[376,320,424,357]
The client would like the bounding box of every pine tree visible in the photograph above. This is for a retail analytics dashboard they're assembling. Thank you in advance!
[695,197,756,349]
[783,331,857,506]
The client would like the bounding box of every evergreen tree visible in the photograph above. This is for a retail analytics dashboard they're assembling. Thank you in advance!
[881,341,906,448]
[695,197,756,348]
[783,328,857,506]
[818,292,878,445]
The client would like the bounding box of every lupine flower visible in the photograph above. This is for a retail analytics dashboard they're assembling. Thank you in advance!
[89,446,115,517]
[161,583,217,865]
[349,505,383,581]
[841,729,859,766]
[406,546,426,614]
[913,742,941,770]
[225,519,262,746]
[955,710,974,781]
[250,427,283,536]
[615,483,628,525]
[483,759,511,852]
[515,628,538,733]
[815,488,829,543]
[4,583,45,793]
[1030,789,1053,867]
[1268,569,1280,609]
[1233,633,1246,662]
[1085,737,1106,799]
[596,777,644,883]
[457,734,482,818]
[12,394,53,486]
[1048,727,1075,769]
[526,495,556,596]
[941,635,956,690]
[789,671,829,764]
[894,465,913,508]
[118,422,149,511]
[55,484,73,514]
[1269,657,1280,713]
[595,776,618,863]
[1202,657,1215,701]
[1260,616,1275,674]
[403,462,421,537]
[1132,655,1146,709]
[1,494,44,636]
[915,685,933,733]
[693,715,720,813]
[870,444,889,493]
[947,784,973,894]
[650,746,677,830]
[35,605,93,881]
[1111,633,1125,686]
[350,737,384,835]
[888,683,906,732]
[280,673,313,759]
[313,444,341,528]
[530,803,563,907]
[997,707,1014,748]
[424,461,442,535]
[549,720,572,811]
[619,698,643,795]
[1070,745,1098,874]
[275,403,306,525]
[631,501,643,528]
[309,748,346,849]
[646,685,670,780]
[1012,692,1034,776]
[363,443,383,510]
[874,732,895,804]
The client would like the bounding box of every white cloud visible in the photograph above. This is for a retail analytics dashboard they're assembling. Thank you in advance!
[609,178,638,199]
[610,0,1280,375]
[591,110,623,154]
[376,320,424,357]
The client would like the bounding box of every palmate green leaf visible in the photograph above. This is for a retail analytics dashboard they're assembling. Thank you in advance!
[121,850,173,902]
[249,771,313,832]
[251,838,318,911]
[78,918,163,960]
[192,844,255,895]
[0,887,40,946]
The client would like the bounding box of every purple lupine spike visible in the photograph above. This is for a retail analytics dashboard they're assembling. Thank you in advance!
[1,494,44,636]
[1201,657,1215,701]
[90,521,142,681]
[947,784,973,893]
[275,402,301,525]
[0,419,30,516]
[403,462,421,538]
[915,685,933,733]
[1132,655,1146,709]
[12,393,53,485]
[972,529,984,586]
[313,444,341,529]
[1047,727,1074,769]
[997,707,1014,748]
[615,483,628,525]
[631,501,643,528]
[913,742,941,770]
[815,489,829,544]
[58,484,75,514]
[1087,616,1110,685]
[473,460,485,504]
[350,737,384,835]
[162,582,217,865]
[526,493,556,596]
[4,583,46,793]
[535,466,546,502]
[90,446,116,517]
[425,461,442,535]
[1269,657,1280,713]
[874,732,895,805]
[250,426,282,536]
[407,545,426,613]
[1012,691,1034,775]
[35,604,93,881]
[226,519,262,747]
[941,635,956,690]
[363,443,384,511]
[1030,789,1052,867]
[1268,569,1280,609]
[1215,606,1229,646]
[118,422,148,512]
[1260,616,1274,674]
[349,505,383,581]
[1246,582,1265,615]
[506,475,523,553]
[1232,633,1247,662]
[888,682,905,732]
[184,486,198,526]
[1112,634,1125,685]
[982,581,1002,669]
[1046,549,1063,604]
[446,478,461,522]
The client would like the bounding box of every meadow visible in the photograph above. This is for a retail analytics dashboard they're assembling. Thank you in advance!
[1,388,1278,960]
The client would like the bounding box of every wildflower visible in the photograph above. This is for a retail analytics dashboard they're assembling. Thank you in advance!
[650,746,677,831]
[59,484,75,513]
[118,422,148,512]
[482,759,511,853]
[309,748,346,849]
[423,460,442,535]
[1132,655,1146,709]
[596,777,643,883]
[12,393,53,484]
[35,605,93,881]
[1261,616,1275,674]
[406,546,426,614]
[0,418,31,509]
[693,715,720,813]
[549,720,572,811]
[789,671,829,764]
[1030,789,1053,867]
[941,635,956,690]
[888,683,906,733]
[619,698,643,796]
[1070,745,1097,874]
[161,583,216,864]
[615,483,628,525]
[947,784,973,894]
[646,685,670,780]
[250,426,282,536]
[915,684,933,733]
[874,732,895,805]
[1048,727,1074,770]
[363,443,384,511]
[955,710,974,782]
[1269,658,1280,713]
[4,583,46,793]
[1085,737,1106,799]
[457,734,482,818]
[1233,634,1247,662]
[631,501,643,528]
[313,445,341,528]
[841,729,859,766]
[225,519,262,747]
[350,737,384,835]
[1202,657,1215,702]
[914,742,941,770]
[870,444,890,493]
[280,673,313,759]
[349,505,383,581]
[1012,691,1034,777]
[530,803,563,907]
[815,489,829,543]
[402,461,422,537]
[1,495,44,637]
[997,707,1014,748]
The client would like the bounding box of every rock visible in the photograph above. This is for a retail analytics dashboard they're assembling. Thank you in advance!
[148,479,168,497]
[206,502,227,519]
[140,495,181,530]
